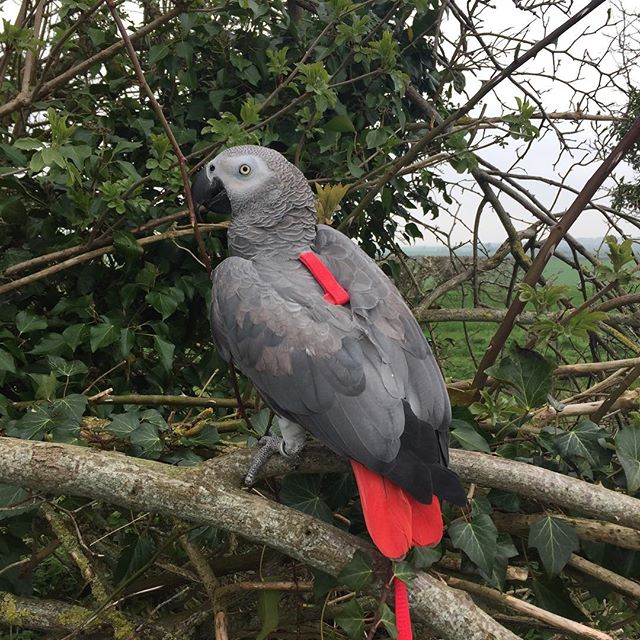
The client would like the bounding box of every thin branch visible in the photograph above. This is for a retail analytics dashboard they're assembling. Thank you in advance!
[0,224,224,297]
[105,0,211,275]
[473,114,640,389]
[443,575,614,640]
[567,554,640,601]
[339,0,608,231]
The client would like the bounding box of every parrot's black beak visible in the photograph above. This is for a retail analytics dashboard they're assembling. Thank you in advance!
[191,169,232,217]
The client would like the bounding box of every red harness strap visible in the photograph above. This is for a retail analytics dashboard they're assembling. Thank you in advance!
[299,252,350,306]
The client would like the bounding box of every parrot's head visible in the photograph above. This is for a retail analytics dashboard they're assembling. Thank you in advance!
[191,145,315,224]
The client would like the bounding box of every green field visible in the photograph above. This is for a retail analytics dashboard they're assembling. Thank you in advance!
[426,258,589,380]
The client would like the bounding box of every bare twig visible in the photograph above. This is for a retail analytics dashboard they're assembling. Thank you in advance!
[104,0,211,275]
[443,575,614,640]
[473,114,640,389]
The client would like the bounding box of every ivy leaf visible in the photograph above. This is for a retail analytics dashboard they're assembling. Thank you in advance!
[106,412,140,437]
[181,426,219,448]
[113,229,143,261]
[0,484,34,521]
[15,310,47,334]
[47,356,88,378]
[409,544,442,570]
[528,516,579,575]
[30,333,67,356]
[552,421,607,468]
[334,599,365,640]
[450,418,491,453]
[62,324,87,351]
[478,533,518,589]
[448,513,498,574]
[51,394,88,422]
[532,577,586,621]
[114,533,155,584]
[380,602,398,639]
[311,568,337,601]
[146,287,185,320]
[153,335,175,371]
[280,475,333,522]
[0,348,16,373]
[615,425,640,493]
[486,347,554,410]
[130,422,162,459]
[392,560,416,584]
[10,405,54,439]
[337,550,373,590]
[90,322,119,352]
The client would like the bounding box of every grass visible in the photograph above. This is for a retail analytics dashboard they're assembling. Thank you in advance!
[424,257,590,381]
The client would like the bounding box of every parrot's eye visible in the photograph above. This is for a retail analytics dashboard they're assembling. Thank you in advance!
[239,164,251,176]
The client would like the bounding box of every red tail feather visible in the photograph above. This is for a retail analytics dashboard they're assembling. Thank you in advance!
[349,459,443,557]
[349,460,443,640]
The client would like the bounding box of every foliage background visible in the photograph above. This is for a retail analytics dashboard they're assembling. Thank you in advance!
[0,0,639,638]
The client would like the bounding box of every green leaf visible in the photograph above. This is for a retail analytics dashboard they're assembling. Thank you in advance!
[113,230,143,261]
[114,534,155,584]
[311,568,337,601]
[130,422,163,459]
[0,348,16,373]
[47,356,88,378]
[337,550,373,590]
[486,346,554,411]
[148,43,170,65]
[146,287,185,320]
[478,533,518,589]
[51,394,87,422]
[256,587,282,640]
[552,421,607,467]
[448,513,498,574]
[63,324,87,351]
[409,544,442,570]
[181,426,219,448]
[106,412,140,437]
[10,405,54,439]
[153,335,175,371]
[0,484,34,521]
[334,599,365,640]
[528,516,579,575]
[280,475,333,522]
[15,310,47,334]
[392,560,416,584]
[325,114,356,133]
[532,577,586,621]
[30,333,67,356]
[450,418,491,453]
[90,322,119,352]
[615,425,640,493]
[379,602,398,640]
[13,138,44,150]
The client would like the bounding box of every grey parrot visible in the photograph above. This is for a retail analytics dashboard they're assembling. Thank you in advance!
[192,145,465,564]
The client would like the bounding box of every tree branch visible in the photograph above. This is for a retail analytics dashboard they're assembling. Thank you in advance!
[0,438,524,640]
[473,113,640,389]
[105,0,211,275]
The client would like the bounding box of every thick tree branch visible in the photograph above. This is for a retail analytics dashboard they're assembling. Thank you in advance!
[0,438,523,640]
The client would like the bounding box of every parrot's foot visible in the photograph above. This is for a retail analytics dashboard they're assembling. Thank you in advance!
[244,435,304,487]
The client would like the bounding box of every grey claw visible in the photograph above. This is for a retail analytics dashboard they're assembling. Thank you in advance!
[244,436,284,487]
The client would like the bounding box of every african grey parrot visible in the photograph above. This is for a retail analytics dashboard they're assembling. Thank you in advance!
[192,145,465,634]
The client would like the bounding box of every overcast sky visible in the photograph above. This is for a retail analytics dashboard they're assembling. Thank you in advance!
[1,0,638,247]
[422,0,640,246]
